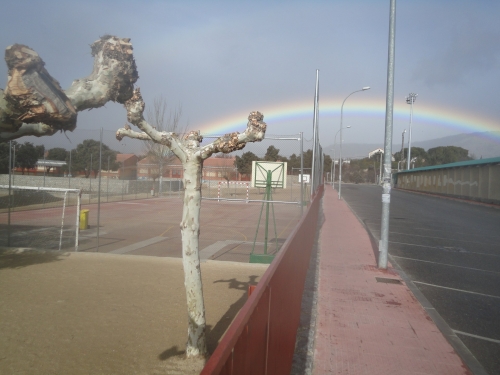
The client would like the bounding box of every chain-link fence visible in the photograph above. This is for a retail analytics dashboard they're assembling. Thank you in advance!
[0,185,81,250]
[1,130,326,262]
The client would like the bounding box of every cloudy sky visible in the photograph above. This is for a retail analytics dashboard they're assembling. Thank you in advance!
[1,0,499,154]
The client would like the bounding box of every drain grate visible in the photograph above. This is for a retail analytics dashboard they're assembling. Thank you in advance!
[376,277,402,284]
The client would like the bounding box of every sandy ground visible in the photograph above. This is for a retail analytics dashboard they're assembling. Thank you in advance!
[0,249,268,374]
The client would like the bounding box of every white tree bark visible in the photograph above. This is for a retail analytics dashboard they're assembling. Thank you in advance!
[117,88,267,357]
[0,35,138,141]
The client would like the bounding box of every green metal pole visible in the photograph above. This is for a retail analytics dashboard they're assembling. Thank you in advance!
[263,171,271,255]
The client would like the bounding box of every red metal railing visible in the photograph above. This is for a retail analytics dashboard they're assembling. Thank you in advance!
[201,185,324,375]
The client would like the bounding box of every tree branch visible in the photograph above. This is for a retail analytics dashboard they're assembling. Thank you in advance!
[115,125,152,141]
[0,122,58,141]
[65,35,138,111]
[116,88,186,162]
[0,35,138,142]
[198,111,267,160]
[2,44,76,133]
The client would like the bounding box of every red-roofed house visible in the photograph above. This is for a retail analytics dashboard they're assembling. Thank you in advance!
[112,154,138,180]
[136,155,239,181]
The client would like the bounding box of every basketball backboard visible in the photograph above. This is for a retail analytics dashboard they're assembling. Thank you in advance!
[251,161,287,189]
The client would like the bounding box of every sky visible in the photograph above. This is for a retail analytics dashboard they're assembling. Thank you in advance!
[1,0,499,155]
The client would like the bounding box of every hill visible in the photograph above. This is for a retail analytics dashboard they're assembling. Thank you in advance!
[326,131,500,159]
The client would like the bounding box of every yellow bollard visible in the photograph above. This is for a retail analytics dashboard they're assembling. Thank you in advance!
[79,209,89,230]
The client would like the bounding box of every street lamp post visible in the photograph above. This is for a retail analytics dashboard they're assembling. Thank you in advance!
[406,93,417,170]
[330,148,334,187]
[332,126,351,188]
[399,129,406,171]
[338,86,370,199]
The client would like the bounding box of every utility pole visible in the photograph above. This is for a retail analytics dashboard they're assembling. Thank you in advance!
[401,129,406,162]
[311,70,319,197]
[378,0,396,269]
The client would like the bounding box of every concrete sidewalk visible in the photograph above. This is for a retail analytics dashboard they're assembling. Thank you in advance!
[312,187,472,375]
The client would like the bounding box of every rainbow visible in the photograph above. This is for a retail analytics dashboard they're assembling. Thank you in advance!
[198,99,500,142]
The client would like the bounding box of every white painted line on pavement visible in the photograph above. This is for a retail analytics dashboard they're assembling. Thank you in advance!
[388,232,498,247]
[109,236,168,254]
[453,330,500,344]
[391,255,500,275]
[116,202,148,205]
[200,240,265,261]
[413,281,500,300]
[200,240,241,260]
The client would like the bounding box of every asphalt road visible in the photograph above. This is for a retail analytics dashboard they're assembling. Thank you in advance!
[337,183,500,375]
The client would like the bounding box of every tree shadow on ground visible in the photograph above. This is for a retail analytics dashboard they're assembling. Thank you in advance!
[158,275,259,361]
[206,275,259,353]
[158,345,185,360]
[0,249,68,270]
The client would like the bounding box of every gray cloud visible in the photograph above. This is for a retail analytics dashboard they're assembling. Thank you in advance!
[413,23,500,86]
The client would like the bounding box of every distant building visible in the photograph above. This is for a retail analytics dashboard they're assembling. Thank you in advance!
[34,159,67,176]
[114,154,138,180]
[136,155,239,181]
[203,157,238,181]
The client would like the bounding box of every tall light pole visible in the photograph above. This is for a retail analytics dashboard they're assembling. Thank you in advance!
[399,129,406,171]
[406,92,417,170]
[332,126,350,188]
[330,148,334,186]
[338,87,370,199]
[378,0,396,270]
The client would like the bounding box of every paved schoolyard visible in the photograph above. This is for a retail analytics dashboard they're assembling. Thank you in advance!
[1,190,302,262]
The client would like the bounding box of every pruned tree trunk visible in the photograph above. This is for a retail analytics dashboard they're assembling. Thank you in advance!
[180,156,206,356]
[117,88,267,357]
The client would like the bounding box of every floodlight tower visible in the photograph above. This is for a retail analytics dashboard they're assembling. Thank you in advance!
[406,93,418,170]
[400,129,406,170]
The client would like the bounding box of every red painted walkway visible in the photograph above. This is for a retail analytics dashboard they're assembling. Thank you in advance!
[312,187,471,375]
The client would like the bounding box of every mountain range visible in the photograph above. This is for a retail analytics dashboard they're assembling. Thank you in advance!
[326,131,500,160]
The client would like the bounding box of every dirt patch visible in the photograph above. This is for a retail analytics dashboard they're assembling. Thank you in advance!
[0,250,268,374]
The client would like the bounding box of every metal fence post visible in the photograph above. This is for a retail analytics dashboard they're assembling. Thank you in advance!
[97,128,102,252]
[89,153,92,204]
[300,132,304,215]
[107,155,110,202]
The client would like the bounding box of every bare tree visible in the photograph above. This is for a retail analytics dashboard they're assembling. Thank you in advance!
[215,154,236,187]
[1,35,267,360]
[141,96,187,184]
[0,35,138,141]
[116,89,267,357]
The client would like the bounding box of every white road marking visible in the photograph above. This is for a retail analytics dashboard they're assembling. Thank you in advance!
[413,281,500,300]
[368,227,499,247]
[388,231,498,247]
[389,241,500,258]
[453,330,500,344]
[391,255,500,275]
